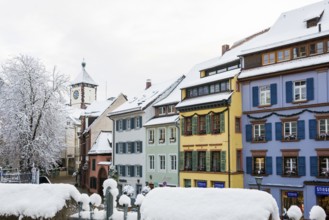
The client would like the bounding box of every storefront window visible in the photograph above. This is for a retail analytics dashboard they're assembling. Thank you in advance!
[281,190,304,215]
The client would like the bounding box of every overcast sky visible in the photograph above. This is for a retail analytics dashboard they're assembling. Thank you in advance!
[0,0,321,100]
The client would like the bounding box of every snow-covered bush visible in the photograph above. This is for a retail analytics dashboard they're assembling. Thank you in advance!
[90,193,102,207]
[135,194,145,206]
[309,205,326,220]
[141,185,151,196]
[122,184,135,197]
[80,193,90,211]
[119,194,131,207]
[287,205,302,220]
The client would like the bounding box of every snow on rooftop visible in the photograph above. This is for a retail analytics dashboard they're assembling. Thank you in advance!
[176,92,232,109]
[88,131,112,155]
[144,115,179,127]
[84,99,116,117]
[239,52,329,79]
[66,105,84,125]
[0,183,81,219]
[140,187,280,220]
[71,62,98,86]
[241,0,329,55]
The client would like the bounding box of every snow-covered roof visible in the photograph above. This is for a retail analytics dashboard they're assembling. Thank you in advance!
[140,187,280,220]
[176,92,232,109]
[84,98,116,117]
[66,105,84,125]
[109,76,184,116]
[71,62,98,86]
[239,52,329,79]
[98,161,112,165]
[88,131,112,155]
[144,115,179,127]
[240,0,329,55]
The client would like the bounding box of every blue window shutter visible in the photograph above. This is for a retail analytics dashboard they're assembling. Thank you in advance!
[116,120,119,131]
[265,157,272,175]
[286,81,293,103]
[131,118,135,129]
[252,86,259,107]
[246,157,252,174]
[275,122,282,141]
[265,123,272,141]
[122,119,126,130]
[307,78,314,101]
[116,143,119,154]
[270,84,277,105]
[276,157,282,175]
[139,116,143,127]
[298,157,306,176]
[246,124,252,142]
[310,156,318,176]
[297,120,305,140]
[309,119,317,139]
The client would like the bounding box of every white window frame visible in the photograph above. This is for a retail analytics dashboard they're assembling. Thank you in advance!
[169,154,177,172]
[259,85,271,106]
[118,143,124,154]
[168,105,175,114]
[126,118,131,130]
[284,157,297,175]
[127,166,132,177]
[159,106,166,116]
[136,117,141,128]
[253,124,265,141]
[319,119,329,135]
[169,127,177,143]
[118,120,123,131]
[135,141,142,153]
[158,127,166,144]
[127,142,132,154]
[159,155,166,172]
[293,80,306,101]
[284,121,297,140]
[136,165,142,177]
[148,129,155,144]
[148,155,155,171]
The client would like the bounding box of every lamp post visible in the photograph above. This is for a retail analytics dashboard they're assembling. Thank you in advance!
[255,176,263,190]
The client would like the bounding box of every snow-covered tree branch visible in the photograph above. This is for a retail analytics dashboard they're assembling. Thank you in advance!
[0,55,69,171]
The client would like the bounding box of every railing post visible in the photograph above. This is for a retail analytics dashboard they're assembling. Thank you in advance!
[89,202,93,220]
[78,201,82,220]
[137,205,141,220]
[123,204,128,220]
[105,186,113,220]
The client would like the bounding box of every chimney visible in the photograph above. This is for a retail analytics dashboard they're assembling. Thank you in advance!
[222,44,230,55]
[146,79,152,89]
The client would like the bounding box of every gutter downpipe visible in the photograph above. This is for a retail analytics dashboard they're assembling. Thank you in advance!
[109,117,116,171]
[227,103,231,188]
[175,117,180,187]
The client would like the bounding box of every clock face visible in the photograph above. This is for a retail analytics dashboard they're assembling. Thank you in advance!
[73,90,79,100]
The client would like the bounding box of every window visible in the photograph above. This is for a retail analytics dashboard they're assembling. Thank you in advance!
[159,106,166,115]
[320,157,329,177]
[253,124,265,142]
[127,118,131,130]
[235,117,241,133]
[211,151,221,172]
[327,40,329,52]
[309,42,324,55]
[127,142,133,153]
[277,49,290,62]
[236,150,243,172]
[118,165,125,176]
[185,117,192,136]
[136,116,142,128]
[159,155,166,171]
[127,166,134,177]
[293,80,306,101]
[170,155,177,171]
[253,157,265,175]
[198,115,206,134]
[136,165,142,177]
[293,45,306,59]
[198,151,206,171]
[149,155,155,170]
[90,177,97,189]
[158,128,165,143]
[220,81,229,91]
[284,157,298,176]
[119,143,125,154]
[168,105,175,114]
[148,129,154,144]
[135,141,142,153]
[118,120,123,131]
[259,85,271,106]
[92,159,96,171]
[262,52,275,65]
[284,121,297,140]
[184,151,192,171]
[319,119,329,139]
[212,113,220,134]
[169,127,176,143]
[184,179,191,187]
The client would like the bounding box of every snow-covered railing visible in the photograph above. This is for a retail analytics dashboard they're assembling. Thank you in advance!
[0,167,38,184]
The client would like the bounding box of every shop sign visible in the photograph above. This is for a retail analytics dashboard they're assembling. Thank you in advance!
[287,192,298,198]
[315,186,329,196]
[213,182,225,188]
[197,181,207,188]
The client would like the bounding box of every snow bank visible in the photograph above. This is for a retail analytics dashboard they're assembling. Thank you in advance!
[0,183,81,219]
[141,187,280,220]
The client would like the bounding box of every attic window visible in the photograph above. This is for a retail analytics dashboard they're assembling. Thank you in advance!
[305,10,324,28]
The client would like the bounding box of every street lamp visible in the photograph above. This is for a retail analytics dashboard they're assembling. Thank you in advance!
[255,176,263,190]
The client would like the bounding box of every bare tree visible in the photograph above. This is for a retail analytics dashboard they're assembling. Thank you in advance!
[0,55,69,171]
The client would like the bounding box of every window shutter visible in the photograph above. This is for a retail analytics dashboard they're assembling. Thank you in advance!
[306,78,314,101]
[286,81,293,103]
[179,151,185,171]
[297,120,305,140]
[298,157,306,176]
[139,166,143,177]
[122,166,126,177]
[309,119,317,139]
[116,143,119,154]
[131,142,135,153]
[265,123,272,141]
[116,120,119,131]
[252,86,259,107]
[123,143,127,154]
[181,118,185,136]
[122,119,126,130]
[139,116,143,127]
[275,122,282,141]
[265,157,272,175]
[270,84,277,105]
[131,118,135,129]
[310,156,318,176]
[130,166,135,177]
[276,157,283,175]
[139,141,143,153]
[220,151,226,172]
[206,151,211,172]
[220,113,225,133]
[192,116,198,135]
[246,124,252,142]
[246,157,252,174]
[206,115,211,134]
[192,151,197,171]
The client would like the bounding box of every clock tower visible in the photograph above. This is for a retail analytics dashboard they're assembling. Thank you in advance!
[70,61,98,109]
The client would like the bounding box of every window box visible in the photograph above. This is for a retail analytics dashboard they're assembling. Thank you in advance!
[159,139,165,144]
[199,130,206,135]
[317,133,329,141]
[284,135,297,141]
[169,138,176,143]
[148,140,154,144]
[212,129,220,134]
[253,135,266,142]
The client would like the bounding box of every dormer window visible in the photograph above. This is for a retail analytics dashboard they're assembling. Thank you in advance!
[309,42,324,55]
[305,10,323,28]
[262,52,275,65]
[159,106,166,116]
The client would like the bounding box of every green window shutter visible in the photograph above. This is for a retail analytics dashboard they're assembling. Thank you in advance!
[179,151,185,171]
[220,113,225,133]
[220,151,226,172]
[206,115,211,134]
[206,151,211,171]
[181,118,185,136]
[192,151,197,171]
[192,116,198,135]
